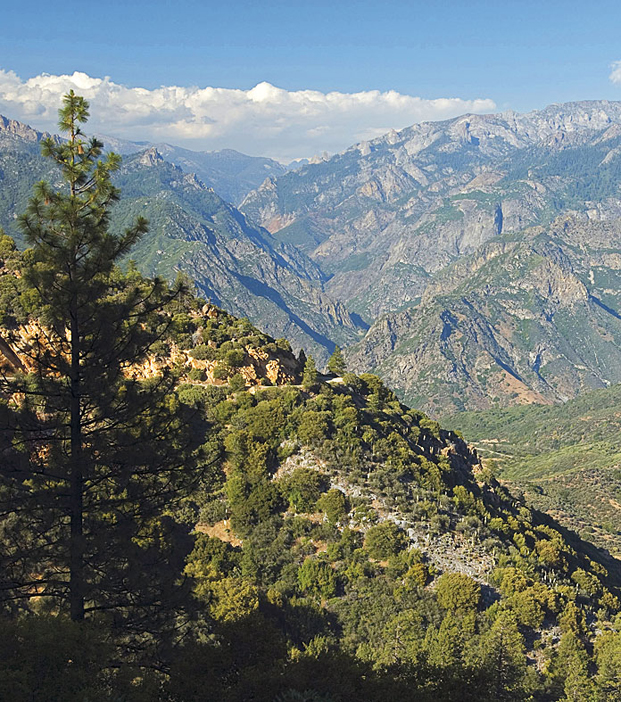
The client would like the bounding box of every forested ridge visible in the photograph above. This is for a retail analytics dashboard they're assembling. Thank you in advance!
[3,94,621,701]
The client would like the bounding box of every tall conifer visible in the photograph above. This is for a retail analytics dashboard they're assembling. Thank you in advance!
[0,93,207,633]
[327,345,346,376]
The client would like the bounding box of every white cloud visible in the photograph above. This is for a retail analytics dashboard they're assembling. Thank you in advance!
[0,69,497,162]
[610,61,621,85]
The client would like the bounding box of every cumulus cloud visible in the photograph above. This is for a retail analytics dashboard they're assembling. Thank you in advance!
[0,69,496,162]
[610,61,621,85]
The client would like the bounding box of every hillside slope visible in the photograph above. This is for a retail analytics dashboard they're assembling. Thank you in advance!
[3,234,621,700]
[443,383,621,558]
[114,148,365,360]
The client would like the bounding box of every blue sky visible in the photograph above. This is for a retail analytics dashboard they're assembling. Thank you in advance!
[2,0,621,159]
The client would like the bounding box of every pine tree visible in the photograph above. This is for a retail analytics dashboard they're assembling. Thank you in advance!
[595,630,621,701]
[0,93,208,630]
[302,355,318,390]
[477,611,528,701]
[327,345,346,376]
[297,348,307,374]
[423,612,477,698]
[550,631,596,701]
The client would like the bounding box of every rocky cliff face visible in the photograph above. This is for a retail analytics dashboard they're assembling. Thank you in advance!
[0,116,55,143]
[348,218,621,413]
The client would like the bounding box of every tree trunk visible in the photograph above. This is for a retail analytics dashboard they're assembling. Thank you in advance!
[69,294,84,621]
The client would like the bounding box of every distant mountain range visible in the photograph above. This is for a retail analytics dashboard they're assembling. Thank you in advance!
[0,117,365,363]
[240,101,621,411]
[8,102,621,410]
[94,133,303,205]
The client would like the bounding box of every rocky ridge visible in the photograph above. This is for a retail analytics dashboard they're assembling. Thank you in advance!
[0,250,302,389]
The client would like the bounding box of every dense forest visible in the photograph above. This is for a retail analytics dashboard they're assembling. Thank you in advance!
[3,94,621,701]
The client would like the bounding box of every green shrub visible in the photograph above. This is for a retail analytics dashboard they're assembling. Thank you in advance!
[191,344,217,361]
[280,468,328,512]
[213,364,230,380]
[228,373,246,392]
[298,558,337,599]
[297,410,331,445]
[188,367,207,382]
[225,349,246,368]
[342,373,364,394]
[435,573,481,613]
[364,522,406,560]
[317,489,349,525]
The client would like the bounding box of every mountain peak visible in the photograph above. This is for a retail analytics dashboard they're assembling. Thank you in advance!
[138,147,164,167]
[0,115,52,143]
